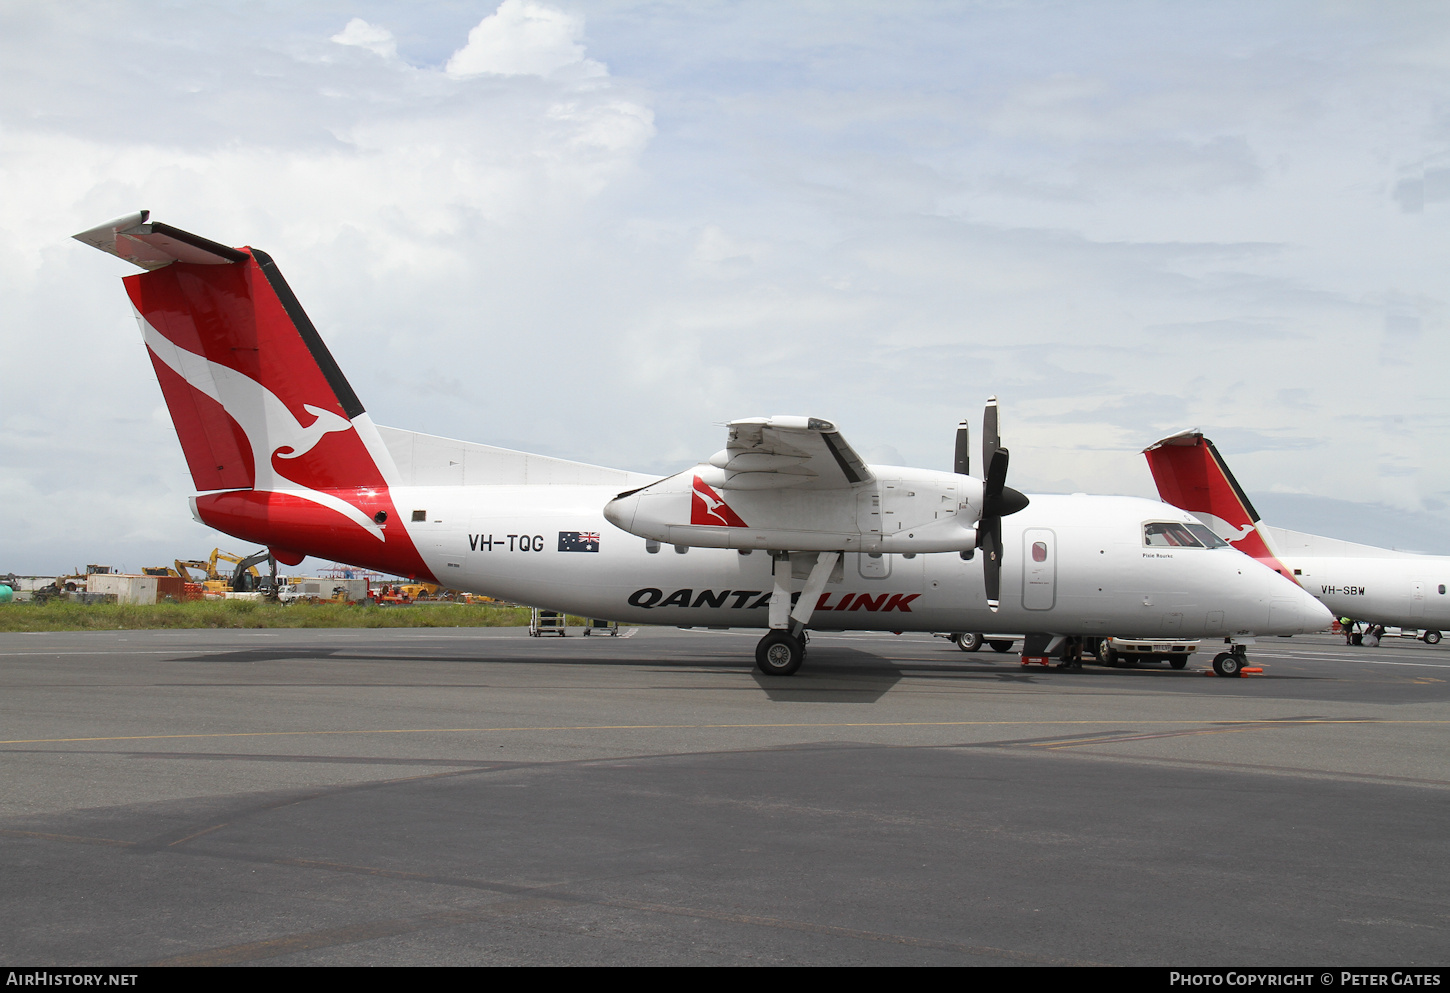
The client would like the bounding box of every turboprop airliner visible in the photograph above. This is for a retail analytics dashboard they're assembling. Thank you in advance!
[73,212,1330,676]
[1146,430,1450,645]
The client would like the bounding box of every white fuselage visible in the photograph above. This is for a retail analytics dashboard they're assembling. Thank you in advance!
[1264,526,1450,631]
[389,486,1330,638]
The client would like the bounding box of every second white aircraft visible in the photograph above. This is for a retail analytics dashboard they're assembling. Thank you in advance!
[1146,430,1450,644]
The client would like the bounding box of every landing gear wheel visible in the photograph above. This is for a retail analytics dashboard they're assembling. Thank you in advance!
[1212,652,1243,678]
[955,632,983,652]
[989,640,1014,653]
[1425,630,1442,645]
[1170,657,1188,670]
[756,631,805,676]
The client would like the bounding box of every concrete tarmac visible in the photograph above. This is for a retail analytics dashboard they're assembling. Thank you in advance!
[1,626,1447,966]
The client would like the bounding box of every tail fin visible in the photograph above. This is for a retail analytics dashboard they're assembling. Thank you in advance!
[1143,430,1295,581]
[75,212,434,580]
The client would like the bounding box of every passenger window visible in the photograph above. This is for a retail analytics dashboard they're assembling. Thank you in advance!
[1440,585,1446,595]
[1032,541,1047,562]
[1143,522,1205,547]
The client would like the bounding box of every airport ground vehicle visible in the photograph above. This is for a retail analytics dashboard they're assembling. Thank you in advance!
[937,632,1197,669]
[277,577,371,605]
[936,631,1017,653]
[73,212,1331,676]
[1345,623,1440,646]
[1088,636,1199,669]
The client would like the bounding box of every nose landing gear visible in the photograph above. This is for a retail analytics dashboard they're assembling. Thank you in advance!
[1212,645,1248,677]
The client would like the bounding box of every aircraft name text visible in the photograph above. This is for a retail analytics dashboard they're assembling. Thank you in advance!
[627,588,920,611]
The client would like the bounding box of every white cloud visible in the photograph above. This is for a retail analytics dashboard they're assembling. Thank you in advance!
[330,18,397,60]
[4,2,1450,569]
[445,0,605,80]
[0,2,653,571]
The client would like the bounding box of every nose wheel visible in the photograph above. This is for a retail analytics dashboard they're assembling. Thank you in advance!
[1212,647,1247,677]
[756,631,806,676]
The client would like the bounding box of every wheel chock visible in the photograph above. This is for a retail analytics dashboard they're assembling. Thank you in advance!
[1020,655,1053,668]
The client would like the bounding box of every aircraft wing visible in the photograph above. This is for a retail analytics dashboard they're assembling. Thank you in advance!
[706,416,873,491]
[605,414,984,553]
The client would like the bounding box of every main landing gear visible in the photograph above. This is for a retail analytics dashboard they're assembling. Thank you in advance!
[753,549,839,677]
[756,630,808,676]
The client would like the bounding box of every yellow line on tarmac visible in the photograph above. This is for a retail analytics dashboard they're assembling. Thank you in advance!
[1,718,1442,746]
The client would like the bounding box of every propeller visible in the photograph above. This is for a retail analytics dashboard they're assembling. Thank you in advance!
[974,396,1030,611]
[954,417,976,563]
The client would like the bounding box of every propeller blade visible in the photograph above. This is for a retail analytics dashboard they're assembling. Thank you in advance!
[954,420,970,475]
[984,446,1009,505]
[981,517,1002,611]
[973,400,1026,612]
[982,396,999,473]
[980,448,1030,517]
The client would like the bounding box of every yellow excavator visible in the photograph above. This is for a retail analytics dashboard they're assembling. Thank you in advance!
[172,548,275,593]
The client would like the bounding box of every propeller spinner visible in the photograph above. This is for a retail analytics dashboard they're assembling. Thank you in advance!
[972,396,1029,611]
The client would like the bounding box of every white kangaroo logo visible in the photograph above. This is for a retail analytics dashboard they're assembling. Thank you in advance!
[696,487,732,524]
[1197,512,1258,543]
[275,404,352,461]
[136,312,385,541]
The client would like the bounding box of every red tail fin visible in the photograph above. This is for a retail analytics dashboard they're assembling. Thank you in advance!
[76,212,435,581]
[1144,431,1295,581]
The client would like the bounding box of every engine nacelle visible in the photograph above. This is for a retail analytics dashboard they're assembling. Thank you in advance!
[604,465,983,553]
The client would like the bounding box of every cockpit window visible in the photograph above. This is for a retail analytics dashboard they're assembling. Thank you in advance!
[1185,523,1228,548]
[1143,522,1205,547]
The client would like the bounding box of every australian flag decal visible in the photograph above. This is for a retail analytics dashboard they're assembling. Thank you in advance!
[558,531,601,553]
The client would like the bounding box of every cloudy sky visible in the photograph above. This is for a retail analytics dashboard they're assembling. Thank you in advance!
[3,1,1450,573]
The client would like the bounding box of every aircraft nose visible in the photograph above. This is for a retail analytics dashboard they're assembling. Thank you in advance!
[1295,589,1335,632]
[1269,583,1334,635]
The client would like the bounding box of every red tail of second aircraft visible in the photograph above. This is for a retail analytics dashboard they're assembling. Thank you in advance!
[75,211,436,580]
[1143,430,1295,581]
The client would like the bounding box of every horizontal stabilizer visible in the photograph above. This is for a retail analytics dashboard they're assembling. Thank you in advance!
[73,211,249,270]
